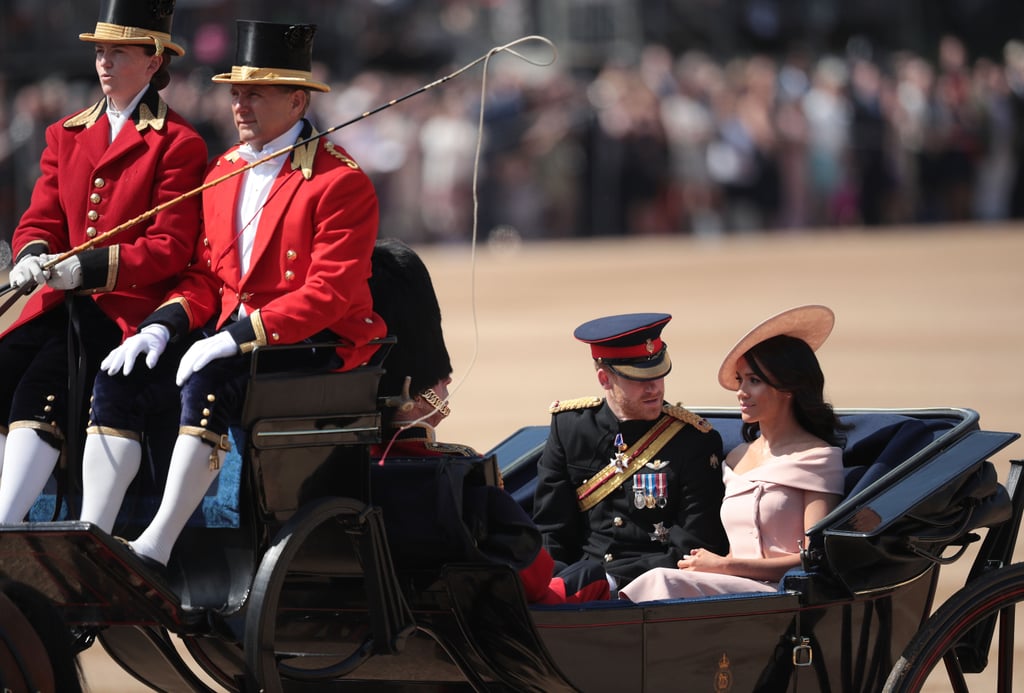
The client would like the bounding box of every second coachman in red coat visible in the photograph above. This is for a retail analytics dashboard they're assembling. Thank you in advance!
[78,20,386,575]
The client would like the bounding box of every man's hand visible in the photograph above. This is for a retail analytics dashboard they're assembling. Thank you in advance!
[176,331,239,386]
[8,255,48,290]
[44,253,82,290]
[102,324,171,376]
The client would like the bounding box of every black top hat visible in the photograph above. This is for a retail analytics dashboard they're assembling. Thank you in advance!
[79,0,184,57]
[574,313,673,381]
[370,238,453,419]
[211,20,330,93]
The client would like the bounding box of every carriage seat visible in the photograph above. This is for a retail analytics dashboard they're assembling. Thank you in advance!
[29,339,392,529]
[240,339,391,522]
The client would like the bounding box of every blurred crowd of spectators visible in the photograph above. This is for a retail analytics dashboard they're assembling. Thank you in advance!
[3,32,1024,245]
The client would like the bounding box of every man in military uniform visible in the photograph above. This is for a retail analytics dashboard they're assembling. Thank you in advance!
[532,313,728,593]
[370,238,609,604]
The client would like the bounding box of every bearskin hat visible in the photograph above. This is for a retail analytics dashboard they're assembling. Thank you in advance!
[369,238,453,407]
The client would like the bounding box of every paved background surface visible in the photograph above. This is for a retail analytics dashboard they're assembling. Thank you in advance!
[7,223,1020,690]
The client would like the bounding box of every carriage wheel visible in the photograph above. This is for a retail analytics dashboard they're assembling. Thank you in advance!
[884,561,1024,693]
[244,496,376,693]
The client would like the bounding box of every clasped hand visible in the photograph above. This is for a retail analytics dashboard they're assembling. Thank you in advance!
[176,331,238,386]
[677,548,728,573]
[102,324,171,376]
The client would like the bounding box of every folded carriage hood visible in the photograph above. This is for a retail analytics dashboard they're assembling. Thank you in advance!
[810,409,1018,595]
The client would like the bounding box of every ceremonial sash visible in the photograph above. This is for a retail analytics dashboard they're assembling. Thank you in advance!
[576,415,685,512]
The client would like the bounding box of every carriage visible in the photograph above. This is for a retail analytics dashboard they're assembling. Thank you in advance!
[0,342,1021,692]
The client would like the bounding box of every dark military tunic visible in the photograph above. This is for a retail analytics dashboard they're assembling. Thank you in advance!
[533,398,728,587]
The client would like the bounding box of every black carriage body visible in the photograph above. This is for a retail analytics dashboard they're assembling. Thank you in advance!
[0,351,1019,693]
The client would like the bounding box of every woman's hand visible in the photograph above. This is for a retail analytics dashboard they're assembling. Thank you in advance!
[677,548,730,573]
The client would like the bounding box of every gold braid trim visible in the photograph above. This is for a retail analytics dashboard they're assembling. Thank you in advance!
[662,402,713,433]
[9,420,63,441]
[238,309,267,354]
[179,426,232,470]
[85,425,141,442]
[291,129,319,180]
[81,245,119,295]
[576,415,685,512]
[136,99,167,132]
[63,100,105,129]
[549,396,602,414]
[323,141,361,169]
[160,296,195,330]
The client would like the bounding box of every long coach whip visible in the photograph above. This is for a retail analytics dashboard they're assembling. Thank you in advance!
[0,35,557,312]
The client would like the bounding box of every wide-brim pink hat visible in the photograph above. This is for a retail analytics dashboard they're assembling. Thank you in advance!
[717,305,835,390]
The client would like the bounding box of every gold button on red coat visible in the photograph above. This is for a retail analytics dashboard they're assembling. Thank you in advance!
[284,270,295,281]
[88,210,99,221]
[86,227,97,238]
[93,178,105,188]
[90,193,101,204]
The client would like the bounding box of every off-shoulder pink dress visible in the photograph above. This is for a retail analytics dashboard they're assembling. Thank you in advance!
[619,445,844,602]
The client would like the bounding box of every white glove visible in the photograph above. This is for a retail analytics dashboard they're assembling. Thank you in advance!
[44,253,82,290]
[176,331,239,386]
[8,254,48,290]
[101,324,171,376]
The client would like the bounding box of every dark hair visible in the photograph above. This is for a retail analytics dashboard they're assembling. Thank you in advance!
[740,334,847,447]
[143,46,173,91]
[0,580,83,693]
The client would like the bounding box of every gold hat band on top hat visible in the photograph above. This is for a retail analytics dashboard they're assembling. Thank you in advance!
[212,65,330,92]
[80,22,184,56]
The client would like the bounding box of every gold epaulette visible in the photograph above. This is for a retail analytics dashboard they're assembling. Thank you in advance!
[323,140,361,169]
[662,403,713,433]
[549,396,603,414]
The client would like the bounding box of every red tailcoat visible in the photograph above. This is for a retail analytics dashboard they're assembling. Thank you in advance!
[4,89,207,340]
[157,123,385,369]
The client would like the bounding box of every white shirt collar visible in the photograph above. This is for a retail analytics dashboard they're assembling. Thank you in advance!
[107,86,150,143]
[237,121,304,164]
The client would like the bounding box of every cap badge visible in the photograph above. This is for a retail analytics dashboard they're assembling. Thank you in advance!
[645,339,654,354]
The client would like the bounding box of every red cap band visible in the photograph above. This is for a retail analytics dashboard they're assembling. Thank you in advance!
[591,338,663,361]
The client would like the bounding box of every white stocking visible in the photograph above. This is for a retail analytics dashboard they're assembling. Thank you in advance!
[79,432,142,533]
[0,427,61,523]
[130,434,222,566]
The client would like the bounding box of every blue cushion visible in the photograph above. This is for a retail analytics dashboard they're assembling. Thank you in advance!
[28,428,243,529]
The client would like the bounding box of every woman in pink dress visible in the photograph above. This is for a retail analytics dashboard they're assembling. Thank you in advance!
[619,305,846,602]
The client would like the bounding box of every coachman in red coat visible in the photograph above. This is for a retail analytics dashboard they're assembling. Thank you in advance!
[78,20,387,575]
[0,0,206,524]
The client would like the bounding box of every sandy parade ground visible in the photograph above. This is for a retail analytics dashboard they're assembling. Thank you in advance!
[3,223,1023,690]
